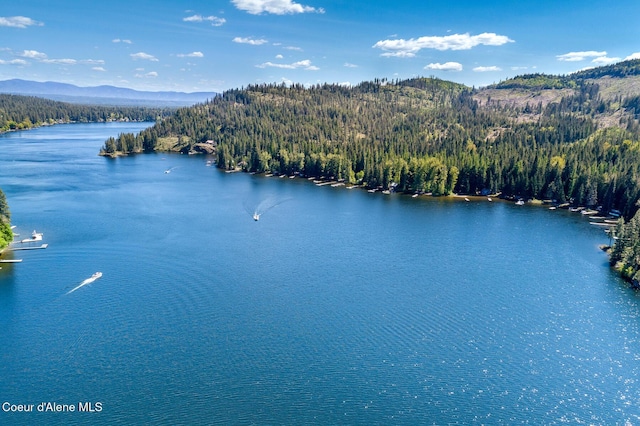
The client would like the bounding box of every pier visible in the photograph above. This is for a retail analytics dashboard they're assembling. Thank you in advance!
[0,228,49,264]
[12,244,48,251]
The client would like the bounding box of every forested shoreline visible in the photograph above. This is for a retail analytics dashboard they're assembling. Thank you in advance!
[0,189,11,251]
[0,93,171,250]
[100,60,640,284]
[103,63,640,215]
[0,94,170,133]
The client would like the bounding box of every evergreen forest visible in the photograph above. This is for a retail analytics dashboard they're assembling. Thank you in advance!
[101,59,640,283]
[0,188,11,251]
[0,94,170,132]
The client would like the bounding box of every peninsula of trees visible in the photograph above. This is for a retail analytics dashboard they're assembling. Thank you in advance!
[102,60,640,283]
[103,60,640,214]
[0,94,170,132]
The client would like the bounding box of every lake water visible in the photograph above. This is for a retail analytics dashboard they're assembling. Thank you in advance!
[1,122,639,425]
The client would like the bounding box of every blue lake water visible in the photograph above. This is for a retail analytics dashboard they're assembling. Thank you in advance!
[0,122,639,425]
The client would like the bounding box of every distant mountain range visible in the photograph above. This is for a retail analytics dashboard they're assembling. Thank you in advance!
[0,79,217,107]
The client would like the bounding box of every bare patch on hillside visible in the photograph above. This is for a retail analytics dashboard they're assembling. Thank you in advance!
[473,88,575,109]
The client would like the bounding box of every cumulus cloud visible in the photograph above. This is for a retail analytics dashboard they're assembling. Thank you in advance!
[284,46,303,51]
[183,14,226,26]
[80,59,105,65]
[92,67,106,72]
[20,50,47,59]
[425,62,463,71]
[15,50,104,67]
[112,38,132,44]
[130,52,159,61]
[344,62,358,68]
[625,52,640,60]
[275,54,284,59]
[0,59,27,65]
[0,16,43,28]
[232,0,324,15]
[256,59,318,70]
[42,58,77,65]
[233,37,268,45]
[135,71,158,78]
[373,32,514,57]
[177,51,204,58]
[473,65,502,72]
[591,56,620,65]
[556,51,607,62]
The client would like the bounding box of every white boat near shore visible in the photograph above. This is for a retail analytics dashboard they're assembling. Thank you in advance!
[20,230,43,243]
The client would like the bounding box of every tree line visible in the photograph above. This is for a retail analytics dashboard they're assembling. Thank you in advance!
[0,189,11,251]
[610,207,640,285]
[103,69,640,216]
[0,94,172,132]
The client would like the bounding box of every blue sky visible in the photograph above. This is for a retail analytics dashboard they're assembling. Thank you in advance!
[1,0,639,93]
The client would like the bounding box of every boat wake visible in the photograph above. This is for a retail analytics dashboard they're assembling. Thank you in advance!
[67,272,102,294]
[244,196,292,221]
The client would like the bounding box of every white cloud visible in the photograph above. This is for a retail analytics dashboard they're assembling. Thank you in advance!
[0,59,27,65]
[177,51,204,58]
[625,52,640,60]
[232,0,324,15]
[592,56,620,65]
[42,58,77,65]
[284,46,303,51]
[0,16,43,28]
[80,59,105,65]
[130,52,159,61]
[112,38,132,44]
[473,65,502,72]
[233,37,268,45]
[92,67,106,72]
[381,51,418,58]
[344,62,358,68]
[20,50,47,59]
[511,66,528,71]
[373,32,514,57]
[424,62,463,71]
[275,54,284,59]
[135,71,158,78]
[256,59,318,70]
[183,14,226,26]
[556,51,607,62]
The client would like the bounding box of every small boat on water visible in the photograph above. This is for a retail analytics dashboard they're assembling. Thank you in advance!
[464,197,470,202]
[253,212,260,221]
[67,272,102,294]
[515,200,525,206]
[20,230,43,243]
